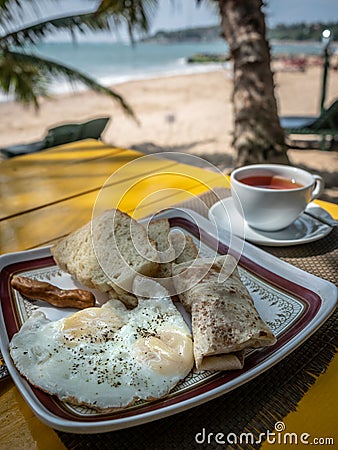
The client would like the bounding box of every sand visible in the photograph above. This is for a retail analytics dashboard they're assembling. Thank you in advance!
[1,65,338,202]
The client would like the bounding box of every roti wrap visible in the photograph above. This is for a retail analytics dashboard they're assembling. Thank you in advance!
[172,255,276,371]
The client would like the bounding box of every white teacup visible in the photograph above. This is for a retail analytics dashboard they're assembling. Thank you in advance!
[230,164,324,231]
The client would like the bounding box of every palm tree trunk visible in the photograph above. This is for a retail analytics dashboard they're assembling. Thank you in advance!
[218,0,289,165]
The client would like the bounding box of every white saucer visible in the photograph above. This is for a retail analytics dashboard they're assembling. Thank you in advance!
[209,197,333,246]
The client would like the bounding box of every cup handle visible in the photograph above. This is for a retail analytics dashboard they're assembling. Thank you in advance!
[311,175,325,201]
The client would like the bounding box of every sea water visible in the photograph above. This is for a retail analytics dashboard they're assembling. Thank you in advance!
[1,39,335,102]
[1,40,229,102]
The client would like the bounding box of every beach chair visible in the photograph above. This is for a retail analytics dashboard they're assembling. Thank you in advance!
[280,99,338,150]
[1,117,110,158]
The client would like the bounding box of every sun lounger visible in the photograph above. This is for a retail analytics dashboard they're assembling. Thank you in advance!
[1,117,110,158]
[280,99,338,150]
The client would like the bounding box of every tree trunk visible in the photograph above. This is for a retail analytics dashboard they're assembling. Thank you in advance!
[218,0,289,166]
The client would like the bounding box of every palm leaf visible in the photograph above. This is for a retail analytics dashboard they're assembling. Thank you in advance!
[0,50,136,119]
[0,0,17,21]
[0,13,112,48]
[0,0,161,116]
[97,0,158,43]
[0,50,46,108]
[0,0,38,28]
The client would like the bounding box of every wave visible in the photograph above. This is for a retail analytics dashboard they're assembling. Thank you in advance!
[100,61,231,85]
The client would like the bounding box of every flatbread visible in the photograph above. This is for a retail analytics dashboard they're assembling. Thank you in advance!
[172,255,276,371]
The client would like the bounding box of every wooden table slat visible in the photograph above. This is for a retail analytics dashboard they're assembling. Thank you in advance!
[0,147,175,220]
[1,168,227,253]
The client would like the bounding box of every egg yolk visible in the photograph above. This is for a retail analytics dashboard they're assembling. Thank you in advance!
[62,306,125,344]
[134,329,193,376]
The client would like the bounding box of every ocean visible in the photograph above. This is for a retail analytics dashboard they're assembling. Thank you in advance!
[24,40,231,94]
[2,39,336,102]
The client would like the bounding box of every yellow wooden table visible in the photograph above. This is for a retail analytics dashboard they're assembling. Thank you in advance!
[0,140,337,449]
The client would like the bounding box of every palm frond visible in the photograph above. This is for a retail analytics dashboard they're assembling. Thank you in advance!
[0,0,162,118]
[0,0,18,20]
[0,50,136,120]
[0,0,36,28]
[97,0,158,43]
[0,13,111,48]
[0,50,46,108]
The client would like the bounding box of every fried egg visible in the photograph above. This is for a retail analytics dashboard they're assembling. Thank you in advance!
[9,296,193,411]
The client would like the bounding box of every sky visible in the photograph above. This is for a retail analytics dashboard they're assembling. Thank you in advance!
[10,0,338,41]
[150,0,338,31]
[265,0,338,27]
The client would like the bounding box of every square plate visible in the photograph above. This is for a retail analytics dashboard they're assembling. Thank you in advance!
[0,209,336,433]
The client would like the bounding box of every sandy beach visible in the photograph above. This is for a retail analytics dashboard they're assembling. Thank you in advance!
[1,64,338,201]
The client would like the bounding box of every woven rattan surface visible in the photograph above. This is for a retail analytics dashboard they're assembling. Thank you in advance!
[58,188,337,450]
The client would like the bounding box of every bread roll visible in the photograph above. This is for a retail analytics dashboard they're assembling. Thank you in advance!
[52,209,159,308]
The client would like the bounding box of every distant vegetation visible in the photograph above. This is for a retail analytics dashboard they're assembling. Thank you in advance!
[141,22,338,44]
[141,26,221,43]
[268,22,338,41]
[187,53,229,63]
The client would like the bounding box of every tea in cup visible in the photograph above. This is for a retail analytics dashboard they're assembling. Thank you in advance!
[230,164,324,231]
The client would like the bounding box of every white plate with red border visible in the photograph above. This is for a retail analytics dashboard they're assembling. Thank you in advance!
[0,208,336,433]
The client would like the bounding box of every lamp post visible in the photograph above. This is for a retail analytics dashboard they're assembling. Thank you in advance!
[320,29,332,114]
